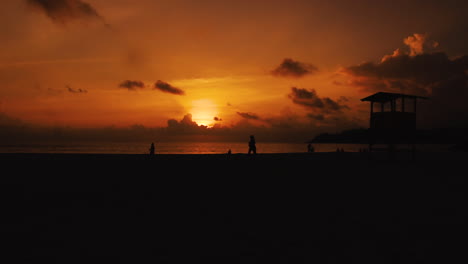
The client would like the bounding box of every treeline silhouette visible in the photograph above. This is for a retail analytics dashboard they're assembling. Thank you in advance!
[310,128,369,144]
[309,127,468,146]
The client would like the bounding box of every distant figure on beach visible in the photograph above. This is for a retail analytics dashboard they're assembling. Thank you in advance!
[307,143,315,153]
[149,142,155,155]
[227,149,232,155]
[248,135,257,154]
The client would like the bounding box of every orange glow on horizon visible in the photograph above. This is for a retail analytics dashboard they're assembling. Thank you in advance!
[190,99,219,127]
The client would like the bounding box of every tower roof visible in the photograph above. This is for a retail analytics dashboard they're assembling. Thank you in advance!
[361,92,428,103]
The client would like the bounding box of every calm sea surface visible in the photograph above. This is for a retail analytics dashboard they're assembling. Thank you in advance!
[0,142,453,154]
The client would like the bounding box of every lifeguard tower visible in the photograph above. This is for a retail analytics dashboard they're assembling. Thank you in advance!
[360,92,428,157]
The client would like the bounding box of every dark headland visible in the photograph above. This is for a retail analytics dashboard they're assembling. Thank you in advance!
[2,151,466,263]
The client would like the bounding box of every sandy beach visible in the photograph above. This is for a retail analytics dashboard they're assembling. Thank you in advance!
[2,151,466,263]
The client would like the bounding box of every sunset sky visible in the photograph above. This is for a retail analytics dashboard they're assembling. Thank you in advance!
[1,0,468,142]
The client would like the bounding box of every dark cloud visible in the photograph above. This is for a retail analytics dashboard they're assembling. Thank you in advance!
[66,85,87,93]
[167,114,201,131]
[338,96,349,103]
[271,58,318,78]
[33,84,64,96]
[154,80,185,95]
[26,0,108,25]
[214,117,222,121]
[343,33,468,128]
[262,112,301,129]
[344,52,462,96]
[343,33,463,96]
[236,112,260,120]
[285,86,356,133]
[119,80,146,91]
[288,87,349,113]
[307,113,325,121]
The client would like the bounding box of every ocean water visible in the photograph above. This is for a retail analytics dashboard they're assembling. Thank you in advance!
[0,142,453,154]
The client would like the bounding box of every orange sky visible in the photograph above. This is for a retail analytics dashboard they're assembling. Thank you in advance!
[1,0,468,142]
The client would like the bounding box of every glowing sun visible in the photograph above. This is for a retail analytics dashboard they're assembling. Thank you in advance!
[190,99,218,127]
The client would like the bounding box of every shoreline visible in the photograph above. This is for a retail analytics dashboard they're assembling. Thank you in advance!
[1,150,467,159]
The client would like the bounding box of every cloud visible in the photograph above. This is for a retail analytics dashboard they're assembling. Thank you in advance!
[214,117,222,121]
[344,51,464,96]
[306,113,325,121]
[338,96,349,103]
[236,112,260,120]
[288,87,349,113]
[332,80,344,86]
[26,0,108,25]
[271,58,318,78]
[380,48,406,63]
[66,85,87,93]
[119,80,146,91]
[154,80,185,95]
[403,33,439,57]
[342,33,468,128]
[381,33,439,62]
[167,114,200,130]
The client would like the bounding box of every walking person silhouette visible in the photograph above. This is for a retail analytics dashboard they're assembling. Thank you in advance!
[248,135,257,155]
[149,142,155,155]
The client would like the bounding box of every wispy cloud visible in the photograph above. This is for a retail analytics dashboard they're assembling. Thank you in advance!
[288,87,348,113]
[119,80,146,91]
[154,80,185,95]
[236,112,260,120]
[66,85,87,93]
[271,58,318,78]
[26,0,109,26]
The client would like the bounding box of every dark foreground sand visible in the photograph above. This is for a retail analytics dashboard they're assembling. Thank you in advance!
[1,152,467,263]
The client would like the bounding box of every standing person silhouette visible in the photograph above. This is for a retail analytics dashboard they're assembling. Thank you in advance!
[149,142,155,155]
[307,143,315,153]
[248,135,257,155]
